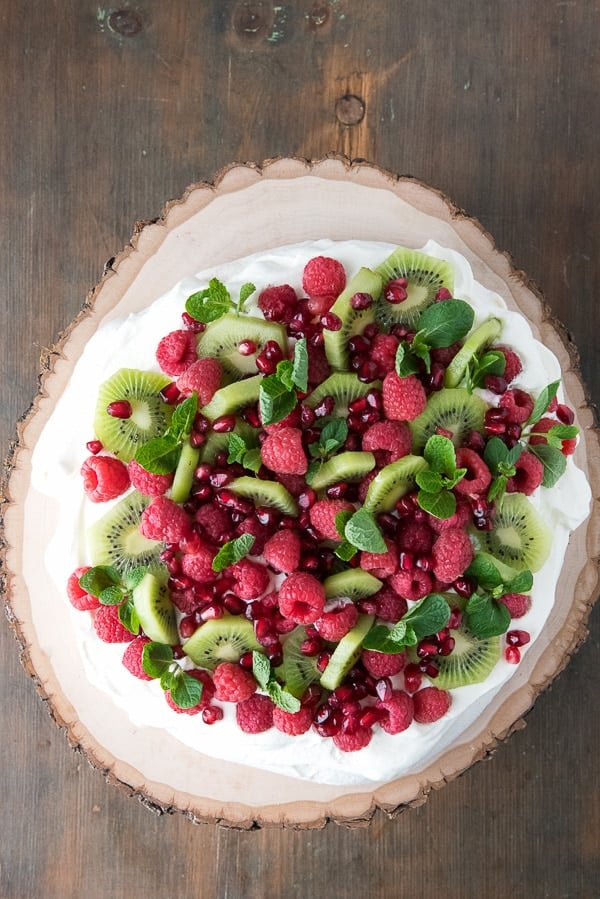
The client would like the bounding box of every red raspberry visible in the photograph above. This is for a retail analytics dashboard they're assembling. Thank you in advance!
[66,566,100,611]
[262,404,301,433]
[357,469,377,504]
[127,458,173,497]
[427,498,471,533]
[382,372,427,421]
[235,693,275,733]
[454,448,492,496]
[195,503,234,544]
[361,648,407,678]
[498,592,532,618]
[156,329,197,377]
[261,427,308,476]
[272,704,314,736]
[122,635,152,680]
[431,528,474,582]
[314,602,358,641]
[506,451,544,496]
[302,256,346,298]
[360,538,399,579]
[306,343,332,387]
[263,530,301,573]
[370,333,400,375]
[235,515,272,556]
[176,357,222,405]
[275,473,308,497]
[498,388,534,424]
[376,688,414,734]
[258,284,298,324]
[309,499,355,541]
[231,558,270,599]
[81,455,130,503]
[180,546,217,583]
[362,420,411,463]
[278,572,326,624]
[140,495,192,543]
[213,661,257,702]
[413,686,451,723]
[495,345,523,384]
[396,519,434,554]
[388,568,432,601]
[332,725,373,752]
[529,417,577,456]
[93,605,135,643]
[359,586,408,623]
[165,669,215,714]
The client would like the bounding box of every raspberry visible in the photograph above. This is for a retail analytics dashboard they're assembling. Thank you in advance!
[235,693,275,733]
[275,473,308,497]
[359,586,408,623]
[370,333,400,375]
[309,499,355,541]
[180,546,217,583]
[498,592,532,618]
[498,388,534,424]
[302,256,346,298]
[357,469,377,504]
[235,515,272,556]
[272,704,314,736]
[127,458,173,497]
[529,417,577,456]
[413,686,451,723]
[213,661,257,702]
[454,448,492,496]
[360,538,399,579]
[495,345,523,383]
[314,602,358,641]
[176,357,222,405]
[165,669,216,714]
[140,495,192,543]
[258,284,298,324]
[156,329,197,377]
[306,342,332,387]
[382,372,427,421]
[195,503,234,543]
[332,725,373,752]
[260,427,308,476]
[396,519,434,554]
[66,566,100,611]
[361,648,407,678]
[362,420,411,463]
[263,530,301,573]
[506,451,544,495]
[262,405,301,433]
[93,605,135,643]
[122,635,152,680]
[431,528,474,582]
[427,498,471,533]
[388,568,432,601]
[81,455,130,503]
[376,688,414,734]
[278,572,326,624]
[231,558,270,600]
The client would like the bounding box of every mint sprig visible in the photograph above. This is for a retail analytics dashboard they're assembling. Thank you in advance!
[484,437,523,503]
[258,340,308,426]
[309,419,348,461]
[78,565,144,634]
[362,594,451,654]
[135,392,199,475]
[415,435,466,519]
[464,349,506,392]
[227,433,262,473]
[212,533,256,572]
[252,651,301,712]
[463,553,533,638]
[142,642,203,709]
[185,278,255,324]
[395,299,474,376]
[342,507,387,554]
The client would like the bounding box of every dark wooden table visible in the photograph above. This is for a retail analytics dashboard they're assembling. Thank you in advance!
[1,2,599,897]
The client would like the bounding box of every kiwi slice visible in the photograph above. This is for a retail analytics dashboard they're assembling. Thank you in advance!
[410,388,487,451]
[309,451,375,493]
[94,368,173,462]
[323,569,382,601]
[169,440,201,504]
[197,313,288,381]
[229,476,298,515]
[374,247,454,328]
[183,616,261,669]
[444,317,503,388]
[132,571,178,645]
[322,267,382,370]
[278,627,321,698]
[87,490,165,578]
[363,454,428,514]
[200,374,262,420]
[305,372,373,416]
[319,614,374,691]
[430,616,500,690]
[475,493,552,572]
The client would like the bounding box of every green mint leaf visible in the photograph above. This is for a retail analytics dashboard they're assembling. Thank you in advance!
[334,509,354,539]
[159,668,178,692]
[99,584,126,606]
[546,424,578,440]
[252,651,271,691]
[320,419,348,453]
[135,435,180,475]
[418,299,475,348]
[227,432,248,465]
[465,553,504,588]
[507,569,534,594]
[487,474,508,504]
[185,278,232,324]
[465,593,511,638]
[79,565,121,598]
[417,489,456,520]
[117,598,140,635]
[334,540,358,561]
[212,533,256,572]
[344,508,387,553]
[142,642,174,679]
[527,381,561,427]
[258,374,297,426]
[362,624,406,654]
[242,447,262,473]
[305,459,321,486]
[237,282,256,313]
[292,338,309,393]
[416,470,444,493]
[169,394,198,441]
[124,567,148,591]
[403,593,451,640]
[169,671,204,709]
[267,681,302,713]
[276,359,295,391]
[388,620,408,643]
[423,434,457,476]
[483,436,510,473]
[467,350,506,390]
[505,443,524,467]
[411,340,432,374]
[529,443,567,488]
[395,342,420,377]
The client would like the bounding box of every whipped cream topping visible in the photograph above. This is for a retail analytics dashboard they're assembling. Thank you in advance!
[30,240,591,786]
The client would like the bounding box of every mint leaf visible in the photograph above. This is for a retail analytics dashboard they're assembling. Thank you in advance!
[99,584,126,606]
[417,489,456,519]
[529,442,567,487]
[242,447,262,473]
[142,641,174,679]
[334,509,354,539]
[403,593,451,640]
[466,350,506,390]
[418,299,475,348]
[227,432,248,465]
[124,567,148,591]
[276,359,295,391]
[169,393,198,441]
[395,342,421,377]
[507,569,534,593]
[487,474,508,504]
[334,540,358,561]
[252,651,271,690]
[344,508,387,553]
[423,434,457,476]
[416,470,444,493]
[118,599,140,635]
[79,565,121,598]
[237,282,256,314]
[292,338,309,393]
[135,435,180,475]
[212,533,256,572]
[465,553,503,588]
[527,380,561,427]
[465,593,511,638]
[484,436,509,472]
[267,681,302,713]
[259,373,297,426]
[169,671,204,709]
[185,278,232,324]
[362,623,407,654]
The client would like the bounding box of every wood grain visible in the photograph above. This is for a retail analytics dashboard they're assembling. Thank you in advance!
[0,1,598,897]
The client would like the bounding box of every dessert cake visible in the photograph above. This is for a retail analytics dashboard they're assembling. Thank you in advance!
[3,158,598,828]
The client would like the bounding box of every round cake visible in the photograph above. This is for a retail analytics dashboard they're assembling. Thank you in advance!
[3,158,599,828]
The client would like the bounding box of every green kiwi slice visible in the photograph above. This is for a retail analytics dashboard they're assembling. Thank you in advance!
[409,388,487,451]
[197,313,288,381]
[363,454,428,514]
[430,616,500,690]
[169,441,201,504]
[309,451,376,492]
[323,569,382,601]
[87,490,165,578]
[305,372,373,417]
[374,247,454,328]
[132,571,178,645]
[229,476,298,515]
[322,267,382,370]
[278,627,321,698]
[475,493,552,572]
[94,368,173,462]
[444,317,503,388]
[319,614,374,691]
[183,616,261,669]
[200,374,262,420]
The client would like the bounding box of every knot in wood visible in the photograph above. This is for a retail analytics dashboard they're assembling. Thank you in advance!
[335,94,366,126]
[108,9,143,37]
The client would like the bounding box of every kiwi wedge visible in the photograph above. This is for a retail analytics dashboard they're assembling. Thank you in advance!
[444,317,503,388]
[322,267,382,370]
[374,247,454,328]
[200,374,262,420]
[430,615,500,690]
[87,490,165,578]
[278,627,321,698]
[323,569,382,601]
[197,313,287,381]
[309,451,376,493]
[183,616,261,669]
[410,388,487,451]
[363,454,428,514]
[169,440,201,504]
[132,571,178,645]
[305,372,373,417]
[229,476,298,515]
[94,368,173,462]
[475,493,552,572]
[319,614,374,691]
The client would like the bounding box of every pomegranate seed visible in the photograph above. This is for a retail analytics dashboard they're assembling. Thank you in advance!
[360,707,385,728]
[435,287,452,301]
[484,375,508,395]
[194,463,213,482]
[384,279,409,304]
[238,339,257,356]
[415,554,433,572]
[200,603,224,621]
[556,403,575,425]
[255,506,279,528]
[179,616,197,639]
[215,489,254,516]
[160,382,181,405]
[363,322,380,340]
[348,336,371,354]
[435,426,454,440]
[375,678,393,702]
[316,651,331,672]
[358,360,380,383]
[107,400,132,419]
[212,415,236,433]
[506,629,531,647]
[202,706,223,725]
[448,606,462,629]
[417,639,439,659]
[209,469,233,488]
[179,532,203,554]
[255,353,276,374]
[350,292,373,311]
[181,311,205,333]
[190,431,206,448]
[439,636,455,656]
[326,482,348,500]
[320,312,342,331]
[399,551,414,571]
[466,430,486,452]
[505,645,521,664]
[453,576,476,598]
[348,396,368,414]
[302,683,322,707]
[297,488,317,510]
[194,413,210,433]
[264,340,283,362]
[242,405,261,428]
[506,423,522,440]
[404,663,422,693]
[300,404,316,427]
[421,662,439,678]
[486,407,508,423]
[313,707,342,737]
[301,636,322,656]
[314,396,335,417]
[193,484,213,502]
[86,439,103,454]
[223,593,246,615]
